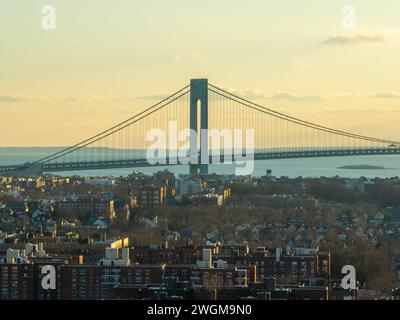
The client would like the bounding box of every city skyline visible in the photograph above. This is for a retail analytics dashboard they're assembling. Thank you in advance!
[2,1,400,305]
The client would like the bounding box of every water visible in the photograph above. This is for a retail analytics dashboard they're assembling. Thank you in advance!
[0,147,399,178]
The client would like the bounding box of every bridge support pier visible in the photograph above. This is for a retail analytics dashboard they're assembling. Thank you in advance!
[190,79,208,175]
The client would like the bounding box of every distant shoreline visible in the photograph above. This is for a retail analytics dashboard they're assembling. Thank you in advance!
[338,165,386,170]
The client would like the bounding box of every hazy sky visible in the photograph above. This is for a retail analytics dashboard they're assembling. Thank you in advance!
[1,0,400,146]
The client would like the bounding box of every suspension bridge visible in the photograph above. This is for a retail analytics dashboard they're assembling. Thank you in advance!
[1,79,399,177]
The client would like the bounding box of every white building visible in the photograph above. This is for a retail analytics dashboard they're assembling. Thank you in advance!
[0,243,47,264]
[177,176,203,195]
[85,177,115,186]
[99,247,130,266]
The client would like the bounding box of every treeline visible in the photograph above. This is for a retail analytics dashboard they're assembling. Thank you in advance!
[306,180,400,206]
[322,238,396,291]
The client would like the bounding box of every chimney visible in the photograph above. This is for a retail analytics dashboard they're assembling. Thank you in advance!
[275,247,282,262]
[6,248,20,264]
[121,247,130,264]
[203,248,212,268]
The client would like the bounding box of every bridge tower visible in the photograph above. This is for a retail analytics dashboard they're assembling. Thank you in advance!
[190,79,208,174]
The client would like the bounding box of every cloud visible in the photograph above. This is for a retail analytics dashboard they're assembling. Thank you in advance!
[233,89,266,100]
[138,93,170,100]
[0,94,129,103]
[296,60,311,68]
[321,106,400,115]
[322,34,386,45]
[217,87,322,102]
[322,27,400,46]
[372,93,400,99]
[173,52,208,63]
[174,54,182,62]
[51,94,107,102]
[188,52,208,62]
[270,93,322,102]
[0,95,24,103]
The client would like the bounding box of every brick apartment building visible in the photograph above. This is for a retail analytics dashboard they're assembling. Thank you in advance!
[139,185,165,208]
[131,243,200,265]
[59,264,165,300]
[217,247,331,285]
[0,243,333,300]
[129,244,330,286]
[56,200,116,220]
[0,243,82,300]
[164,264,253,288]
[0,264,34,300]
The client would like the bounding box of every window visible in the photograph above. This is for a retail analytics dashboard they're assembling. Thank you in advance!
[292,262,298,274]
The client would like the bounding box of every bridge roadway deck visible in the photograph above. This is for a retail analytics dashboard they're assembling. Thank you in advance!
[1,148,399,174]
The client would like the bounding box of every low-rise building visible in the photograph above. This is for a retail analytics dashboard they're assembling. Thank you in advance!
[56,199,116,221]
